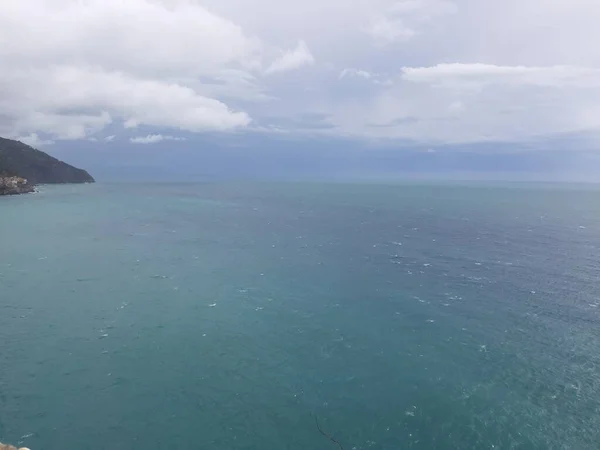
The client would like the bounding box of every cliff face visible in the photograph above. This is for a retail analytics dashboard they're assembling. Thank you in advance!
[0,176,35,196]
[0,136,95,185]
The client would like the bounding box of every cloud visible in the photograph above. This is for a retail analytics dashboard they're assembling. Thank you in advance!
[339,68,393,86]
[364,0,457,45]
[364,15,417,44]
[339,69,374,80]
[0,65,251,140]
[325,62,600,143]
[130,134,187,144]
[104,135,116,142]
[0,0,256,141]
[265,41,315,75]
[2,0,600,148]
[8,109,113,141]
[401,64,600,88]
[17,133,55,147]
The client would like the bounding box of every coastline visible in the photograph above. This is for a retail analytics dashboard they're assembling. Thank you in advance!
[0,176,36,196]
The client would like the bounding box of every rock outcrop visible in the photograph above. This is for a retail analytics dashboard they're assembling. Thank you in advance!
[0,176,35,195]
[0,442,30,450]
[0,136,94,186]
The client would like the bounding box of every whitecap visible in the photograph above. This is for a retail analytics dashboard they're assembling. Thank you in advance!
[208,303,217,307]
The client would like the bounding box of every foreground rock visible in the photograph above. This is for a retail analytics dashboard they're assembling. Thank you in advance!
[0,176,35,195]
[0,442,30,450]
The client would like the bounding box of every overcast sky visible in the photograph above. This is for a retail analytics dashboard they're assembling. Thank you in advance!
[1,0,600,178]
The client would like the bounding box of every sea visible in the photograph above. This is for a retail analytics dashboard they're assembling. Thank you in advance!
[1,182,600,450]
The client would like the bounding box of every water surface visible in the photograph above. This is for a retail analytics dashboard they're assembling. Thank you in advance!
[2,182,600,449]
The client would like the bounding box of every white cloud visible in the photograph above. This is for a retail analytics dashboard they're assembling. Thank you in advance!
[339,68,394,86]
[8,109,113,141]
[0,0,256,141]
[0,0,260,75]
[0,65,251,140]
[401,64,600,88]
[365,15,417,44]
[104,135,116,142]
[16,133,55,147]
[1,0,600,146]
[339,68,374,80]
[365,0,457,45]
[130,134,187,144]
[265,41,315,75]
[324,62,600,143]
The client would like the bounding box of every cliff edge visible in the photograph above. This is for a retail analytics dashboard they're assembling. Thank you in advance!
[0,136,94,195]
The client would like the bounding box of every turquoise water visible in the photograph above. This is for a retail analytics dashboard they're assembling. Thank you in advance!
[2,182,600,449]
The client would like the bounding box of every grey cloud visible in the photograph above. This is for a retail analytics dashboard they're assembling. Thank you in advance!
[1,0,600,146]
[368,117,420,128]
[130,134,187,144]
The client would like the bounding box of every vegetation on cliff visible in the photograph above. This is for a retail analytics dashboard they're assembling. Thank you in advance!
[0,137,94,195]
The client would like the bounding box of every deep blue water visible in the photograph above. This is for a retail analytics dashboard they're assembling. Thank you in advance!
[2,182,600,449]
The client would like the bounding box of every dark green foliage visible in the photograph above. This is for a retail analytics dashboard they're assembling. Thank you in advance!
[0,136,94,184]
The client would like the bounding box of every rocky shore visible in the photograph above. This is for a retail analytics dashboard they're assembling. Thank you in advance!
[0,442,30,450]
[0,176,35,196]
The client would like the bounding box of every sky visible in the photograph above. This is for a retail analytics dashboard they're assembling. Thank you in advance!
[1,0,600,180]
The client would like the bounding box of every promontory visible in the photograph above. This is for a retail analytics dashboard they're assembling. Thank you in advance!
[0,136,94,195]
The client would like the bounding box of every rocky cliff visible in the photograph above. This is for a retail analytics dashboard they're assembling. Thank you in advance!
[0,176,35,195]
[0,137,94,195]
